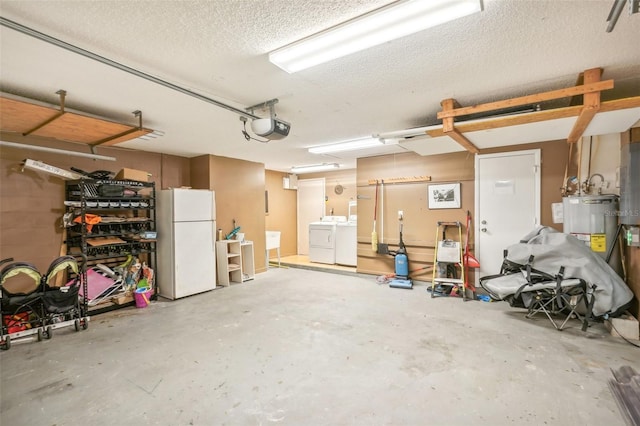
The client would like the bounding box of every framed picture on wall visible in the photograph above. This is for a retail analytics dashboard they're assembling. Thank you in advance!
[428,183,461,209]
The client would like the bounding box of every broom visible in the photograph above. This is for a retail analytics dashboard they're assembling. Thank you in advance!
[371,180,379,252]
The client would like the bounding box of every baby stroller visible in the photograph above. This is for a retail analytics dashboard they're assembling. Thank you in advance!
[41,255,90,332]
[0,255,89,350]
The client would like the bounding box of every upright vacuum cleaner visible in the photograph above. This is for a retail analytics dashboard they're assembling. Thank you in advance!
[388,221,413,289]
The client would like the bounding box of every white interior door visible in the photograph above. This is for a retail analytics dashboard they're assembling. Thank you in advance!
[297,178,326,255]
[475,150,540,278]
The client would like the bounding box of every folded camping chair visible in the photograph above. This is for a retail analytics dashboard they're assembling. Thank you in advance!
[514,261,595,332]
[480,254,596,331]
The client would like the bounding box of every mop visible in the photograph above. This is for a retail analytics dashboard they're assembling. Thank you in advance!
[371,180,378,252]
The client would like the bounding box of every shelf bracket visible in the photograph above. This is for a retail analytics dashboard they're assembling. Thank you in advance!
[90,110,144,146]
[22,89,67,136]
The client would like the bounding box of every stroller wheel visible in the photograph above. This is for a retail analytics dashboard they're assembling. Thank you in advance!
[37,328,44,341]
[81,318,89,330]
[1,336,10,350]
[74,319,80,332]
[44,326,52,340]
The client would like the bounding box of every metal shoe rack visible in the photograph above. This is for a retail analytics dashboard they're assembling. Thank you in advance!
[64,178,157,314]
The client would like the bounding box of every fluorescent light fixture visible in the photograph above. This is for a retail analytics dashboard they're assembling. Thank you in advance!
[137,130,165,141]
[308,137,384,154]
[269,0,483,73]
[291,163,340,173]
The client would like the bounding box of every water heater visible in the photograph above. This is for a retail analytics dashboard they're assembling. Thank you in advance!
[562,195,619,259]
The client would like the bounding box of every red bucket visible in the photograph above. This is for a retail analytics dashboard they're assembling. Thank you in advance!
[134,288,153,308]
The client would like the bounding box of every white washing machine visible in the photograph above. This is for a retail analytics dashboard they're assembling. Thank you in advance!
[309,216,346,264]
[335,217,357,266]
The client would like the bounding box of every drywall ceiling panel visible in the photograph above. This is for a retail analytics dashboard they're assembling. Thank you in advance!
[584,107,640,136]
[400,135,466,156]
[468,116,577,148]
[308,143,408,161]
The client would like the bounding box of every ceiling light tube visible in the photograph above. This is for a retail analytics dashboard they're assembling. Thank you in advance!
[137,130,165,140]
[308,137,383,154]
[291,163,340,173]
[0,140,117,161]
[269,0,482,73]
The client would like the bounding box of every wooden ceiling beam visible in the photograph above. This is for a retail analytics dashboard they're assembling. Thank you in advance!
[426,96,640,138]
[437,78,613,120]
[567,68,603,143]
[427,105,583,137]
[599,96,640,111]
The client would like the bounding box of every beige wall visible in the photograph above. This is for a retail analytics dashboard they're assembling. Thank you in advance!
[1,131,637,317]
[357,151,475,278]
[265,170,297,258]
[577,134,621,195]
[190,155,267,274]
[356,140,569,279]
[0,132,190,274]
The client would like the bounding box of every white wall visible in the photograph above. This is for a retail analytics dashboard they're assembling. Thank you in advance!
[577,133,620,195]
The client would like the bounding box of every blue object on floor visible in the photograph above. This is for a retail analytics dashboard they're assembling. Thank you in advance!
[389,278,413,289]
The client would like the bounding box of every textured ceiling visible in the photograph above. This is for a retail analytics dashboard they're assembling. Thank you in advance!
[1,0,639,172]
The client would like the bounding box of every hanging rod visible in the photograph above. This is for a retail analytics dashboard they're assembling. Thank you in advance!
[0,17,260,120]
[1,140,117,161]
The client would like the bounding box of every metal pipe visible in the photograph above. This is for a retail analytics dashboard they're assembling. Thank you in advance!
[0,17,260,120]
[0,140,116,161]
[606,0,626,32]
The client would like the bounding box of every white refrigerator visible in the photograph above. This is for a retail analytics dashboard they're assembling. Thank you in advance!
[157,188,217,299]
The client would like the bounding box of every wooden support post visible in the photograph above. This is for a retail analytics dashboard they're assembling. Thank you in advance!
[567,68,602,143]
[447,129,480,154]
[440,98,480,154]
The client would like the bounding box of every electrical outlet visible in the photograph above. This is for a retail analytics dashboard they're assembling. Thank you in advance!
[398,210,404,220]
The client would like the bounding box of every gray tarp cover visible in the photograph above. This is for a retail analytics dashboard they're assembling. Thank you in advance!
[481,227,633,317]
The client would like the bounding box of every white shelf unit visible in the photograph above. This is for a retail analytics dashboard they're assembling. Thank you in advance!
[216,240,255,285]
[216,240,242,286]
[241,242,255,282]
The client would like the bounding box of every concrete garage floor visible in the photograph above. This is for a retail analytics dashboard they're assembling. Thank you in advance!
[1,267,638,426]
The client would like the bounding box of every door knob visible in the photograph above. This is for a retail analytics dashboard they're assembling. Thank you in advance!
[481,228,487,232]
